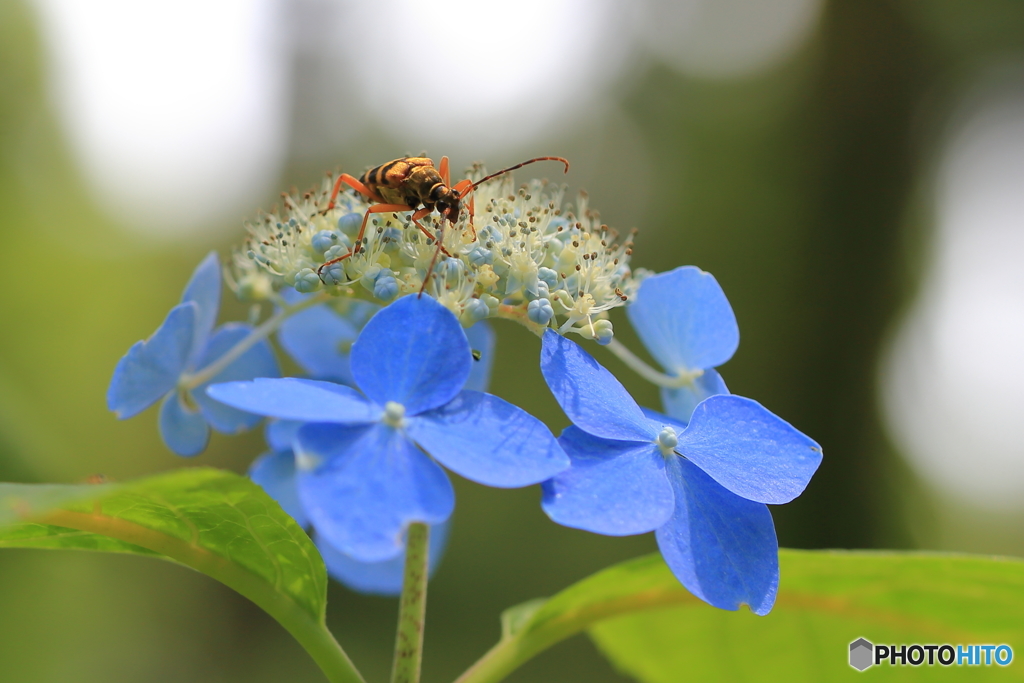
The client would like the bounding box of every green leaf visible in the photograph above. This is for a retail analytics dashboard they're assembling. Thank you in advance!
[592,550,1024,682]
[0,468,364,683]
[455,550,1024,683]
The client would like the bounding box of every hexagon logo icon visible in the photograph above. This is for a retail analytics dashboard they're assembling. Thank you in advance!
[850,638,874,671]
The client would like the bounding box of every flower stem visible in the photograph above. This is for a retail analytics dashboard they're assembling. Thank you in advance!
[391,523,430,683]
[181,291,331,389]
[603,338,701,389]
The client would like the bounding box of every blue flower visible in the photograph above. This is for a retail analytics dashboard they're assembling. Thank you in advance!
[627,266,738,421]
[257,301,495,592]
[540,331,821,614]
[208,295,569,562]
[250,420,449,596]
[107,253,280,456]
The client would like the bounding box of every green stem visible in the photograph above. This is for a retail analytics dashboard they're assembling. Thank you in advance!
[391,523,430,683]
[453,585,694,683]
[603,338,701,389]
[41,509,365,683]
[181,291,331,390]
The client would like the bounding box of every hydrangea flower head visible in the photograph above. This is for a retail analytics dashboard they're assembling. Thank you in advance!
[627,266,738,420]
[208,294,569,562]
[231,169,638,342]
[106,253,279,455]
[540,331,821,615]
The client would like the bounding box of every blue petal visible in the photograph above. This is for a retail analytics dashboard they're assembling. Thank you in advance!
[249,449,308,528]
[192,324,280,434]
[158,391,210,456]
[180,252,221,365]
[660,368,729,424]
[406,390,569,487]
[541,426,674,536]
[265,419,304,451]
[278,302,359,383]
[464,321,496,392]
[350,295,471,415]
[107,302,196,419]
[677,395,822,504]
[206,378,379,423]
[315,520,450,596]
[296,423,454,562]
[656,457,778,615]
[626,266,739,374]
[540,331,656,442]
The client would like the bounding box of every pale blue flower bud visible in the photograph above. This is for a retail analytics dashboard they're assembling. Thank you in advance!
[538,267,558,288]
[311,230,340,255]
[323,262,344,285]
[360,265,384,291]
[439,257,465,280]
[374,275,399,301]
[593,319,614,345]
[464,298,490,322]
[294,268,322,293]
[480,294,500,315]
[324,244,349,261]
[467,245,493,267]
[337,212,361,236]
[528,298,554,325]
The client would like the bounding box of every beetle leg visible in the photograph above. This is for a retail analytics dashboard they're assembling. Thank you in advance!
[326,173,384,211]
[317,203,411,280]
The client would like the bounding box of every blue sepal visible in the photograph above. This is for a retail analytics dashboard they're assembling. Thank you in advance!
[541,426,674,536]
[464,321,495,393]
[677,395,822,504]
[296,423,454,562]
[407,390,569,487]
[656,457,779,615]
[180,252,222,367]
[107,302,197,419]
[350,296,471,416]
[158,391,210,457]
[540,330,656,442]
[206,377,379,424]
[626,266,739,374]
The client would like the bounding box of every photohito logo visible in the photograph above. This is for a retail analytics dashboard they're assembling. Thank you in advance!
[849,638,1013,670]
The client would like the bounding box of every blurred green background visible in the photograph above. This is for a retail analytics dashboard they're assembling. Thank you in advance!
[2,0,1024,681]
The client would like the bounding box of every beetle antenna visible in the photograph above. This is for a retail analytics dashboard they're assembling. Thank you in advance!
[461,157,569,197]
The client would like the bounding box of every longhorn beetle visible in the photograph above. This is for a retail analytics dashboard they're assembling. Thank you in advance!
[315,155,569,287]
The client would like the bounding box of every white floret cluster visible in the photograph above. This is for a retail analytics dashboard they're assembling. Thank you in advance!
[229,167,641,342]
